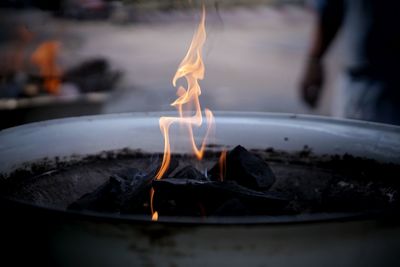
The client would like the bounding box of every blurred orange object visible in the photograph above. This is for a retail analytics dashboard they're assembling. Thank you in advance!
[31,41,62,95]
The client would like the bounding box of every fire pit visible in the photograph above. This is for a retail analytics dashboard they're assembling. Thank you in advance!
[0,112,400,266]
[1,6,400,267]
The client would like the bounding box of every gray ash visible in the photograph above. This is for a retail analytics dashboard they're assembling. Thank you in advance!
[1,146,400,218]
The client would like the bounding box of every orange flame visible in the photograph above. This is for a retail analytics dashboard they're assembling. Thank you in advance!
[219,150,227,182]
[152,211,159,221]
[31,41,62,95]
[151,7,214,220]
[150,187,156,220]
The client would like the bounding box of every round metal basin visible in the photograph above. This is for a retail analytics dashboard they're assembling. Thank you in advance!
[0,112,400,267]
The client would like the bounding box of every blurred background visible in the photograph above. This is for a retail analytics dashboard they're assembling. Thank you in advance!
[0,0,344,129]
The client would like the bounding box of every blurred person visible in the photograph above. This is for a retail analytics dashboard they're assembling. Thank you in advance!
[300,0,400,125]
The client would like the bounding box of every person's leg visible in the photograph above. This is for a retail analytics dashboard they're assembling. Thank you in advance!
[343,75,400,125]
[331,73,347,118]
[373,82,400,125]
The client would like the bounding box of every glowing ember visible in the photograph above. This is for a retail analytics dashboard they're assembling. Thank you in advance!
[31,41,62,95]
[151,7,216,220]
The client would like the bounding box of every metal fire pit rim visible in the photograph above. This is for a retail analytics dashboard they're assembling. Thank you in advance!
[1,195,397,226]
[1,110,400,134]
[1,111,399,226]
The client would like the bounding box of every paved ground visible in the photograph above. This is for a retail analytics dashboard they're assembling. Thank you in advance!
[2,6,343,117]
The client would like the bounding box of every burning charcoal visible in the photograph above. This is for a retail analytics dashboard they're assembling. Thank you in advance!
[162,157,179,177]
[68,168,144,212]
[68,158,179,213]
[210,145,276,190]
[152,178,288,216]
[69,167,152,212]
[172,165,207,181]
[212,198,249,216]
[121,158,179,213]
